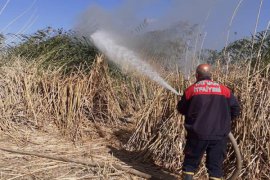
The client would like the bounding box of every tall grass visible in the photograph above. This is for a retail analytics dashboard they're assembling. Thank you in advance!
[0,51,269,179]
[125,60,270,179]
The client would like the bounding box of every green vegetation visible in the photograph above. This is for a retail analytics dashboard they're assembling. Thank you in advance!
[7,27,98,72]
[221,30,270,67]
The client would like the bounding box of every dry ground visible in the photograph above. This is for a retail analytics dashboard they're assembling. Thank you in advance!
[0,123,180,180]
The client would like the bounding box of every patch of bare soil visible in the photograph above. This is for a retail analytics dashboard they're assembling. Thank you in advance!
[0,123,180,180]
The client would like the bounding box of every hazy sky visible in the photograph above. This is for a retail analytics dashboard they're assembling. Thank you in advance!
[0,0,269,49]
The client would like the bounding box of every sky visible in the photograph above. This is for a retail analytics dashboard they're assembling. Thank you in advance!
[0,0,269,49]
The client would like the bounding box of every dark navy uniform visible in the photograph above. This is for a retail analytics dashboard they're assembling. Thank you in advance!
[177,77,240,179]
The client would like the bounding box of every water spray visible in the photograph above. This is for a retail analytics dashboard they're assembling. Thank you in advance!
[90,30,180,95]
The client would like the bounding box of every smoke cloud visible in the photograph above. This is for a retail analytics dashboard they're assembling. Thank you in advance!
[74,0,253,77]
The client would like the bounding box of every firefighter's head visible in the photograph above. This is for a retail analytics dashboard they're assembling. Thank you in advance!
[196,64,212,81]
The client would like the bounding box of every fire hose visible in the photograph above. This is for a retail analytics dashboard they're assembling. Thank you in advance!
[227,132,242,180]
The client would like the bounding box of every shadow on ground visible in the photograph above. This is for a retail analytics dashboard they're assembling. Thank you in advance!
[108,128,180,180]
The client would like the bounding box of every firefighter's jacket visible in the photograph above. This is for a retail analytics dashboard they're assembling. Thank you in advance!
[177,77,240,140]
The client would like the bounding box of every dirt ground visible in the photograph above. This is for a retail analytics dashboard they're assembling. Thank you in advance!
[0,123,180,180]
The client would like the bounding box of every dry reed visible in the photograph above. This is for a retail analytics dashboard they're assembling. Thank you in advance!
[0,55,269,179]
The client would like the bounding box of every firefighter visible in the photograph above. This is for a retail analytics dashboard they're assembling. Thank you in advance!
[177,64,240,180]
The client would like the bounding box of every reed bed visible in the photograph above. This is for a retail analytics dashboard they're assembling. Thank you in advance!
[126,60,270,179]
[0,55,269,179]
